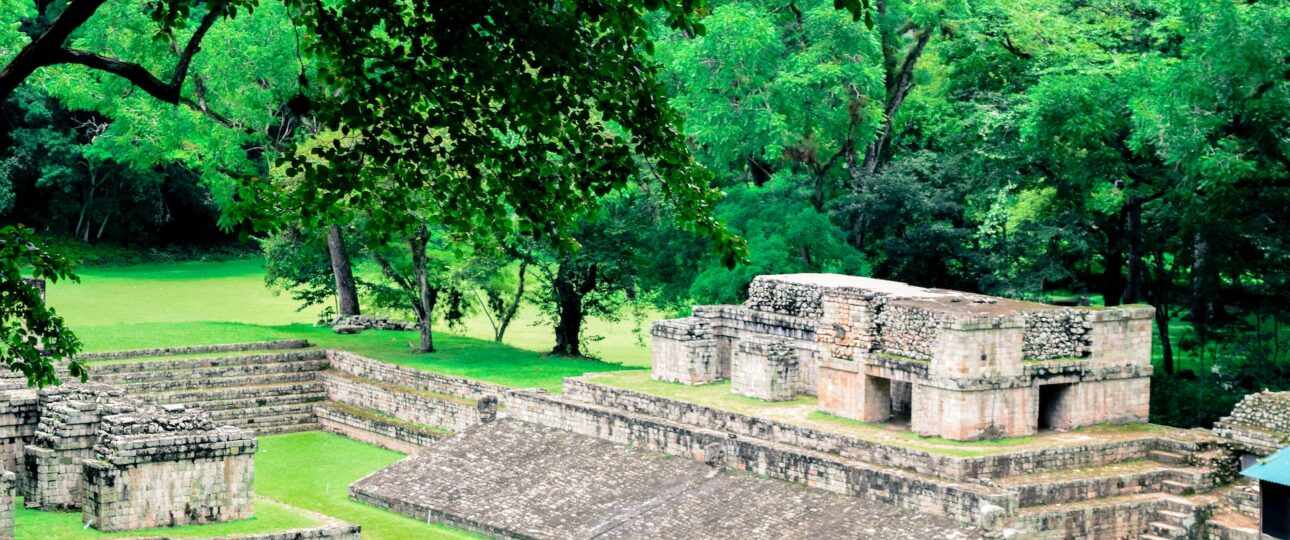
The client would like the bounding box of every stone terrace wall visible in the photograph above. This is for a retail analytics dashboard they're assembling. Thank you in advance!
[81,406,256,532]
[77,339,311,361]
[325,351,506,400]
[1213,390,1290,455]
[744,278,825,319]
[315,403,444,454]
[505,387,1015,526]
[873,302,950,360]
[320,371,494,432]
[565,378,1175,481]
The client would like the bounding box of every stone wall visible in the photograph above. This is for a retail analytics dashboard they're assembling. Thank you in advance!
[325,351,506,400]
[1022,310,1092,360]
[23,383,135,510]
[744,277,825,319]
[315,402,445,454]
[0,471,13,540]
[1213,390,1290,455]
[506,386,1016,526]
[565,377,1180,481]
[650,318,721,384]
[81,406,256,532]
[874,302,949,361]
[730,338,799,401]
[320,371,494,432]
[0,389,37,492]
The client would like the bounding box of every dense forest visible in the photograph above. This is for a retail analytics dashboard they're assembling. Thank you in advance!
[1,0,1288,428]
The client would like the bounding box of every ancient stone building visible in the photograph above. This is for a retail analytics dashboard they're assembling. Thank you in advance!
[652,274,1154,440]
[23,383,136,510]
[81,404,257,531]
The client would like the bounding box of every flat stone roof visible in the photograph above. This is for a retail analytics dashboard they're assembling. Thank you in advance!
[759,273,1062,317]
[352,418,980,539]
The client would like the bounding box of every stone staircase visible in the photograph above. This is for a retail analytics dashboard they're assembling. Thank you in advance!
[85,342,328,434]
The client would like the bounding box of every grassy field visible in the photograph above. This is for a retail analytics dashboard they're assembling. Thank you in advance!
[255,431,478,540]
[46,258,648,391]
[16,432,477,540]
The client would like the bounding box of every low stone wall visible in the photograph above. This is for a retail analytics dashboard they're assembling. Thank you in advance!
[565,378,1172,481]
[325,351,506,401]
[81,407,256,532]
[126,525,362,540]
[1009,496,1156,539]
[315,403,444,454]
[650,318,721,384]
[77,339,311,361]
[730,338,799,401]
[320,371,493,432]
[505,387,1014,526]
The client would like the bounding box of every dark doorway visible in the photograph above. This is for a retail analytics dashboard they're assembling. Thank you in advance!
[1037,383,1072,430]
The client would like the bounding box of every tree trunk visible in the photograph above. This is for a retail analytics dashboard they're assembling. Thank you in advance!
[1124,206,1144,304]
[1099,249,1126,307]
[326,224,361,316]
[409,225,435,353]
[1149,243,1174,374]
[494,258,528,342]
[551,259,595,356]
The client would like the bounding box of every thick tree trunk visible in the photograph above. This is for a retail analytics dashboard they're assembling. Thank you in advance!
[1099,249,1126,307]
[326,224,361,316]
[551,260,596,357]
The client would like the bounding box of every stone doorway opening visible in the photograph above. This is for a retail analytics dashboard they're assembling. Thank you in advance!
[1037,383,1072,431]
[890,380,912,425]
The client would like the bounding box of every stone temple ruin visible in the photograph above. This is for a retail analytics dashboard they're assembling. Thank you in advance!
[652,274,1154,440]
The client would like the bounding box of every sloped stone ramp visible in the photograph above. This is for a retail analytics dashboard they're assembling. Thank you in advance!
[351,418,980,539]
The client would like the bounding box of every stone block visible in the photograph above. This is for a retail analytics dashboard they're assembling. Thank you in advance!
[731,338,799,401]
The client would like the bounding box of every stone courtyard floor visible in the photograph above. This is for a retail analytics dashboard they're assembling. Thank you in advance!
[579,370,1204,457]
[351,418,981,540]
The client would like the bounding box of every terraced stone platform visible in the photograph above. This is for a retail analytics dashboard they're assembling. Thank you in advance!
[351,418,981,540]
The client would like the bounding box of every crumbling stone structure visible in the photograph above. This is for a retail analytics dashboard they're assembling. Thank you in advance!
[1214,390,1290,457]
[81,404,256,531]
[0,470,13,540]
[652,274,1154,440]
[23,383,136,510]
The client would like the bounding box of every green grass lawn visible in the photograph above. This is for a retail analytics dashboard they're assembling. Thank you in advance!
[17,497,322,540]
[254,431,478,540]
[47,258,646,392]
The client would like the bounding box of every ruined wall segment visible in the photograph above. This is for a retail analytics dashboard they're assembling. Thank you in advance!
[23,383,135,510]
[1214,390,1290,456]
[651,273,1155,441]
[81,405,256,532]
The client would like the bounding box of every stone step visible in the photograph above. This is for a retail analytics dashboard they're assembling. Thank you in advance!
[151,390,328,413]
[1140,535,1173,540]
[1161,480,1194,496]
[1011,493,1164,537]
[1147,449,1189,466]
[315,401,449,453]
[998,461,1211,507]
[251,422,322,435]
[107,371,319,393]
[1154,509,1193,526]
[206,401,319,423]
[94,357,326,384]
[87,349,325,375]
[1145,520,1187,539]
[133,381,326,407]
[77,339,312,361]
[217,410,318,431]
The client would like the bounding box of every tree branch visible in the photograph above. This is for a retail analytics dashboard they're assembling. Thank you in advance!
[0,0,229,105]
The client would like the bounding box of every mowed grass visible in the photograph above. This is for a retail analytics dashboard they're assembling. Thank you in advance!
[46,258,647,392]
[255,431,478,540]
[17,497,322,540]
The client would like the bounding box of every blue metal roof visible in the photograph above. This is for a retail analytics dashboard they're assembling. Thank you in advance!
[1243,446,1290,485]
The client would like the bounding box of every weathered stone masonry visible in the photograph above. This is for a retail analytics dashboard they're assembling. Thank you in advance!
[23,383,135,510]
[653,274,1155,441]
[81,405,256,532]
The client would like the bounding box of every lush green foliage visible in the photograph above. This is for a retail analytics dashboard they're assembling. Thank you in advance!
[1,225,82,386]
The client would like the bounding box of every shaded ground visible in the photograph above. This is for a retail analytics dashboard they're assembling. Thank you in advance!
[352,419,979,540]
